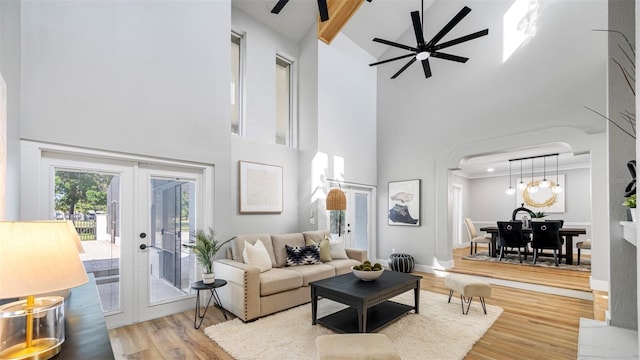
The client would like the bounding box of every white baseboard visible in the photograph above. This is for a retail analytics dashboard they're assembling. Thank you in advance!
[590,277,609,292]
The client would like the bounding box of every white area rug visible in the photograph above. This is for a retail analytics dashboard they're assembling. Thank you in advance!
[204,290,503,360]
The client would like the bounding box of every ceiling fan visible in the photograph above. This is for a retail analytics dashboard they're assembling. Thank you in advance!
[370,5,488,79]
[271,0,329,22]
[271,0,372,23]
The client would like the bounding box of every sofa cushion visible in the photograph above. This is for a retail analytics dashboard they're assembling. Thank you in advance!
[284,264,336,286]
[242,240,272,272]
[330,237,349,259]
[306,237,332,262]
[285,244,321,266]
[302,230,331,244]
[231,234,277,268]
[326,258,361,275]
[271,233,305,267]
[260,268,303,296]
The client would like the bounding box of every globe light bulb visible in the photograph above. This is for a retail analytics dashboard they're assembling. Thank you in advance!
[528,184,539,193]
[539,179,550,188]
[552,184,563,193]
[517,181,527,190]
[505,187,516,195]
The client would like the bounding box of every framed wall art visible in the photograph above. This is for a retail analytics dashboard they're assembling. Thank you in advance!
[388,179,420,226]
[239,161,283,214]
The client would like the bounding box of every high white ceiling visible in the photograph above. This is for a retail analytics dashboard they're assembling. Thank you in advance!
[232,0,432,58]
[231,0,595,178]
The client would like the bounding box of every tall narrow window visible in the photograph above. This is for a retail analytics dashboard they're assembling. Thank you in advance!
[275,56,291,146]
[231,33,242,135]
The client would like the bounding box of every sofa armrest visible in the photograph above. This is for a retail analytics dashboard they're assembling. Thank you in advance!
[213,259,261,322]
[345,248,367,262]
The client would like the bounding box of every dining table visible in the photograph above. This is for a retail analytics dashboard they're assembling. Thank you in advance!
[479,225,587,265]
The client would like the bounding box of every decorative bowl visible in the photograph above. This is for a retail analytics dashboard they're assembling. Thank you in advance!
[352,267,384,281]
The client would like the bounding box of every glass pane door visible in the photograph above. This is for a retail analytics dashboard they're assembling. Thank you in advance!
[136,165,203,323]
[54,169,122,313]
[148,178,196,303]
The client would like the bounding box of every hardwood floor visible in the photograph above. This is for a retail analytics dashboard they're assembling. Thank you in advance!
[449,247,591,292]
[109,247,598,359]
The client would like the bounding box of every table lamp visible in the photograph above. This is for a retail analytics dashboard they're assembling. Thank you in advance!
[0,221,89,360]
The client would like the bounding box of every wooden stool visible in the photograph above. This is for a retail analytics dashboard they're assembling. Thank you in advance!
[315,334,400,360]
[576,239,591,265]
[445,273,491,315]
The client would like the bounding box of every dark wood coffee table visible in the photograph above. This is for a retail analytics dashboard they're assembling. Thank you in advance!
[310,271,421,333]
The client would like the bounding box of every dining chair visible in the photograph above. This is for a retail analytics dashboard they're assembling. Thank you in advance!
[531,221,563,266]
[496,221,530,263]
[464,218,492,255]
[576,239,591,265]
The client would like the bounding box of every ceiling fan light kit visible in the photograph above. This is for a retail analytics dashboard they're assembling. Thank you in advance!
[369,4,489,79]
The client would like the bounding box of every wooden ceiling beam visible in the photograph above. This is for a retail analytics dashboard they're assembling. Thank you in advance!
[317,0,366,45]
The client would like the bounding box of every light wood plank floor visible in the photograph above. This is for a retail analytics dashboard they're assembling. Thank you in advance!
[109,247,598,359]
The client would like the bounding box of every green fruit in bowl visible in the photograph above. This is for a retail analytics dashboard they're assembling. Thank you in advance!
[356,260,383,271]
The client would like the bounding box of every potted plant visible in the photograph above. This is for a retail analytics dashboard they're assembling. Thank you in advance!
[623,194,636,222]
[531,211,547,222]
[192,227,233,284]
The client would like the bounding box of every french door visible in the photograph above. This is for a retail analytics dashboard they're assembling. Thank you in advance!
[135,165,204,324]
[42,151,211,328]
[329,185,374,257]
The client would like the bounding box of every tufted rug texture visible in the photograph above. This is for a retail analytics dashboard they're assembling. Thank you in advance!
[205,290,502,360]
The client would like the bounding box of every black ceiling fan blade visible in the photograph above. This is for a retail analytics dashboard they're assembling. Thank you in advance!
[391,58,417,79]
[421,59,432,78]
[317,0,329,22]
[426,6,471,48]
[373,38,418,52]
[369,53,416,66]
[271,0,289,14]
[432,29,489,51]
[430,51,469,63]
[410,11,426,47]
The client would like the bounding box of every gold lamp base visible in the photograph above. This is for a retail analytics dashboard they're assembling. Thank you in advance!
[0,296,65,360]
[0,338,61,360]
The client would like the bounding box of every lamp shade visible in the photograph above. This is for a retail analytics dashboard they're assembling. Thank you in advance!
[326,188,346,210]
[0,221,88,299]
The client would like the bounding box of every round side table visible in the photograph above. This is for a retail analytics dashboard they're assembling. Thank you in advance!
[191,279,228,329]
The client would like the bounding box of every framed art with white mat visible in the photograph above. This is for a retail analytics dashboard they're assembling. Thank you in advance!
[239,161,283,213]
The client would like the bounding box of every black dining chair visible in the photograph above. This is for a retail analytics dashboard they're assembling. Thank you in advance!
[531,221,563,266]
[497,221,530,263]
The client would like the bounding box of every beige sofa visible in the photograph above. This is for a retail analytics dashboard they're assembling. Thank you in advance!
[213,230,367,322]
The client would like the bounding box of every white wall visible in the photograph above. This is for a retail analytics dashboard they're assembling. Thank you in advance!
[318,34,377,187]
[229,7,302,235]
[298,25,320,232]
[20,1,231,165]
[18,1,234,241]
[298,31,378,232]
[0,0,20,220]
[232,7,299,145]
[375,0,608,271]
[464,167,592,239]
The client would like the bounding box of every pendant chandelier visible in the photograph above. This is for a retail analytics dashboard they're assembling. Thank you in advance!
[527,158,538,193]
[517,160,526,190]
[505,161,516,195]
[552,155,563,194]
[505,153,561,195]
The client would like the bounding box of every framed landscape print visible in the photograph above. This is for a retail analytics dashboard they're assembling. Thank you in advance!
[388,179,420,226]
[239,161,283,214]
